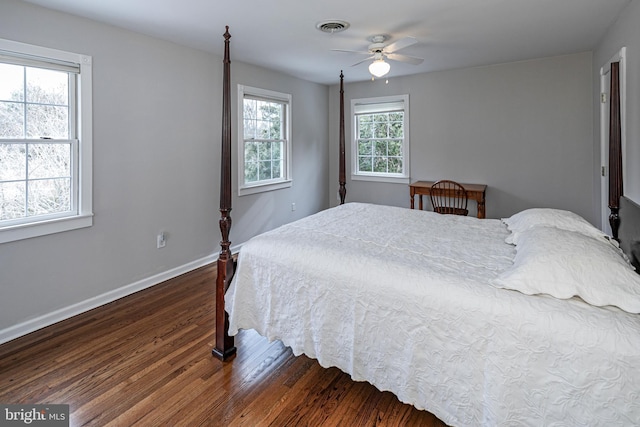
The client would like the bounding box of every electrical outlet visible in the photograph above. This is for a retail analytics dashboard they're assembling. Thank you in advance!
[291,202,296,212]
[157,232,166,248]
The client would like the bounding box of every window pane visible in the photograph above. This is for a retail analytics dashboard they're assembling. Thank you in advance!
[390,121,403,138]
[244,119,256,139]
[0,101,25,138]
[245,141,258,162]
[0,63,24,102]
[27,178,71,216]
[271,160,281,179]
[26,68,68,106]
[243,99,257,120]
[257,118,269,139]
[358,140,372,156]
[245,162,258,183]
[388,140,402,156]
[388,157,403,173]
[0,181,26,220]
[268,119,281,140]
[375,122,388,138]
[358,118,373,139]
[258,141,271,161]
[359,156,372,172]
[261,103,282,139]
[26,104,69,138]
[373,157,388,173]
[258,161,271,181]
[272,141,282,159]
[28,143,71,179]
[0,143,26,180]
[374,141,387,156]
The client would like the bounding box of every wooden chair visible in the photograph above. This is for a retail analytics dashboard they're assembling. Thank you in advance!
[430,180,469,216]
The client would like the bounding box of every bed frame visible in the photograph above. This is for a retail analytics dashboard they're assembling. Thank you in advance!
[211,28,639,361]
[212,28,347,360]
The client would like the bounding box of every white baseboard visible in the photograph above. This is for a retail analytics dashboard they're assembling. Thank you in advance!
[0,252,227,345]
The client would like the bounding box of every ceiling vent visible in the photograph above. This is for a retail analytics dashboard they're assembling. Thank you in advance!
[316,20,350,34]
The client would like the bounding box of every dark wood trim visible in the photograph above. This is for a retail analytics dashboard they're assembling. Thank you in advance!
[339,71,346,205]
[608,61,622,240]
[213,26,236,361]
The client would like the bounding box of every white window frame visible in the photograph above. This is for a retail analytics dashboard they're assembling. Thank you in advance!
[351,94,410,184]
[237,85,292,196]
[0,38,93,244]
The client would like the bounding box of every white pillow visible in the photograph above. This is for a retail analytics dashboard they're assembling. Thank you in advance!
[491,227,640,313]
[502,208,607,244]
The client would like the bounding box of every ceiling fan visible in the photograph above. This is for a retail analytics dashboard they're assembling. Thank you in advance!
[332,35,425,78]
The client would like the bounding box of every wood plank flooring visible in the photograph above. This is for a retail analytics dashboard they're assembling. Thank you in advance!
[0,264,447,426]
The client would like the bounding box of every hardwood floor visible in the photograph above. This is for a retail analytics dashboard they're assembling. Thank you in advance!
[0,264,447,426]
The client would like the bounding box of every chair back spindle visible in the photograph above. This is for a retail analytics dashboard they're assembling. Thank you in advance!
[430,180,469,216]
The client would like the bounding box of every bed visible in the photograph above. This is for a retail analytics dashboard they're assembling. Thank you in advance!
[212,28,640,425]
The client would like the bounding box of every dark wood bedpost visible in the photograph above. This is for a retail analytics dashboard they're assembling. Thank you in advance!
[609,61,622,240]
[338,71,346,204]
[213,26,237,361]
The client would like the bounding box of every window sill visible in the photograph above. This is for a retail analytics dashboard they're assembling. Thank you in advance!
[0,213,93,244]
[238,180,292,196]
[351,174,410,185]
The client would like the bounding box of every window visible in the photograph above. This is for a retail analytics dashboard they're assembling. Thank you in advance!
[0,39,92,244]
[352,95,410,183]
[238,85,291,196]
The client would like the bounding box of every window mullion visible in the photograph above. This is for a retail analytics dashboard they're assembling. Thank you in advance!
[22,66,27,139]
[24,143,30,217]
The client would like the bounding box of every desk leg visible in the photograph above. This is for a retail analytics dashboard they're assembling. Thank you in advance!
[410,189,415,209]
[478,199,486,219]
[419,195,423,211]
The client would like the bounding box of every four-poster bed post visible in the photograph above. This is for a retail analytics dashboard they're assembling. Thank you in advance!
[213,26,347,361]
[608,61,622,240]
[213,26,236,361]
[339,71,346,205]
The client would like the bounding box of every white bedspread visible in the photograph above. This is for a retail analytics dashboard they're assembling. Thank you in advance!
[226,202,640,426]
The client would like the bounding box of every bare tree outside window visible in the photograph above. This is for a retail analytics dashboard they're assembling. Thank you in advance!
[0,63,73,222]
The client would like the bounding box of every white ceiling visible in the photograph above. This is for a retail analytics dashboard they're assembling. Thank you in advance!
[22,0,630,85]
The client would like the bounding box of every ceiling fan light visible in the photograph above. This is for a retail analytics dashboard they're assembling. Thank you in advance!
[369,59,390,78]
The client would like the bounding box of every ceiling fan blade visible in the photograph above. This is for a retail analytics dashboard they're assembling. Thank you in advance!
[351,56,375,66]
[384,36,418,54]
[386,53,424,65]
[331,49,371,55]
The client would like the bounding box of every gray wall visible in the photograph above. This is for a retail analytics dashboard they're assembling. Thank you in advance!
[329,53,594,222]
[593,0,640,213]
[2,0,636,341]
[0,0,328,339]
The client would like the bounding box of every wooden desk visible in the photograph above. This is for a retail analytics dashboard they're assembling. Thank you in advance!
[410,181,487,219]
